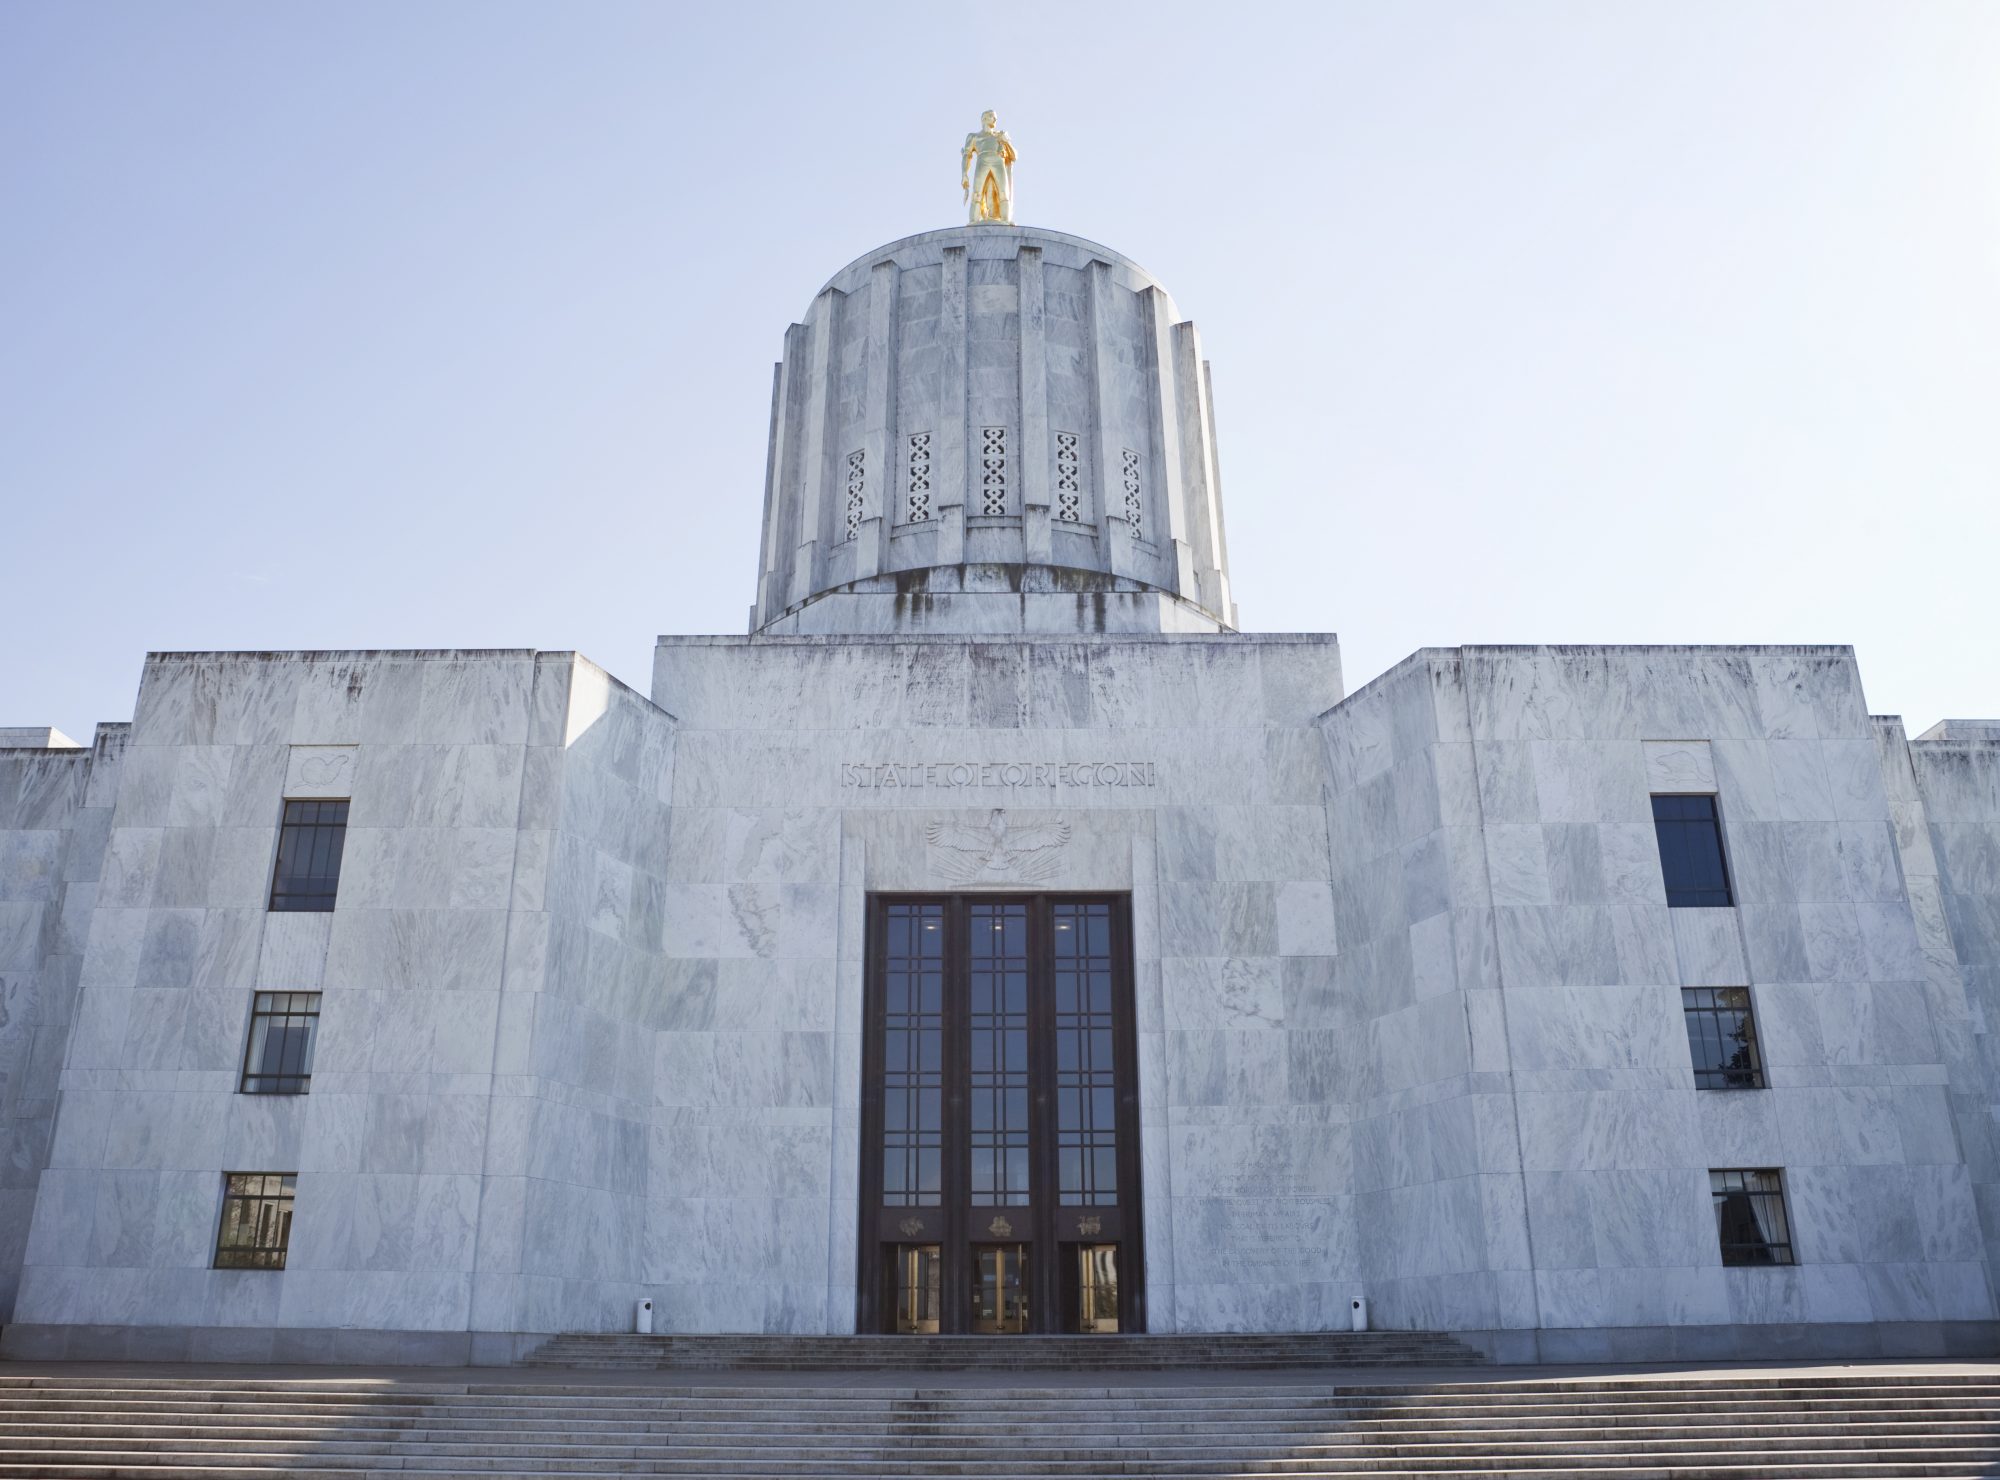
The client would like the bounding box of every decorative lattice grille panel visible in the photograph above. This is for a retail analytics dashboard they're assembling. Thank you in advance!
[980,427,1008,515]
[1055,432,1081,521]
[845,449,866,541]
[906,432,932,521]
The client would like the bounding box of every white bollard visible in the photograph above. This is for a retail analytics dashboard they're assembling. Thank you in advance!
[635,1298,654,1335]
[1350,1297,1368,1332]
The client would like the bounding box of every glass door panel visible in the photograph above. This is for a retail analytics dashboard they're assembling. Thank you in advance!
[1067,1244,1120,1333]
[971,1243,1031,1333]
[890,1244,942,1333]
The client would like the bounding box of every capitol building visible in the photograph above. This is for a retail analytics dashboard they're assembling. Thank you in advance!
[1,123,1996,1367]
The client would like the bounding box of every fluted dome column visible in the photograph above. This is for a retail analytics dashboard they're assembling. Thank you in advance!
[748,226,1238,636]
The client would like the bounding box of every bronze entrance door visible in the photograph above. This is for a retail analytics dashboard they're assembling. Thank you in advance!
[859,895,1144,1334]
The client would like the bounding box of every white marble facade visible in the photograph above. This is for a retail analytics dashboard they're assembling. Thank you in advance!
[1318,647,1993,1358]
[1,222,1996,1363]
[0,651,676,1361]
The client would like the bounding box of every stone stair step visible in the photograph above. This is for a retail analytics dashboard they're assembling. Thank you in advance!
[518,1331,1489,1372]
[45,1455,1975,1472]
[1,1371,1994,1479]
[3,1456,1999,1478]
[8,1391,1997,1414]
[6,1413,1996,1442]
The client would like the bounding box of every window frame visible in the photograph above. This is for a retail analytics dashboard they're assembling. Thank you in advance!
[212,1171,297,1270]
[1709,1167,1796,1267]
[1651,791,1735,909]
[1680,985,1766,1091]
[268,798,349,912]
[237,991,323,1096]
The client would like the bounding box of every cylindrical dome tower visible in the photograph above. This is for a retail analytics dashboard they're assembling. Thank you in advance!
[749,225,1237,635]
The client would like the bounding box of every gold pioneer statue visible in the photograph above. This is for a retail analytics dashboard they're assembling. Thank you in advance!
[961,110,1017,225]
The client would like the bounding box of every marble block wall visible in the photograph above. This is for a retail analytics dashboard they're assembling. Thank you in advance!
[0,728,85,750]
[1316,645,1993,1341]
[9,648,676,1339]
[1317,655,1534,1334]
[650,631,1347,1332]
[1894,720,2000,1309]
[473,656,675,1337]
[0,726,122,1318]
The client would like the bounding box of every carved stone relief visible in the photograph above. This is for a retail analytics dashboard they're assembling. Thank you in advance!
[926,808,1072,884]
[284,745,357,799]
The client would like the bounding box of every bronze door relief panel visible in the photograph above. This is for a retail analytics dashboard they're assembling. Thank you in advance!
[860,895,1144,1334]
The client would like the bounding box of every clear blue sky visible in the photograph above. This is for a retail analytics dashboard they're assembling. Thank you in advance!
[3,1,1995,739]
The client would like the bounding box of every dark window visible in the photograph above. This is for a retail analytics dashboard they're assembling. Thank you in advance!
[1053,901,1119,1206]
[270,800,348,911]
[239,992,321,1095]
[881,903,944,1207]
[1652,794,1733,907]
[969,902,1031,1206]
[213,1172,296,1269]
[1682,987,1764,1090]
[1711,1168,1794,1266]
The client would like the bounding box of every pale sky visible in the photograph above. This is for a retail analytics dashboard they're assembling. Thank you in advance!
[3,1,1996,740]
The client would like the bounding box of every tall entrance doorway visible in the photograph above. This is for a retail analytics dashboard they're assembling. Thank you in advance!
[859,895,1144,1334]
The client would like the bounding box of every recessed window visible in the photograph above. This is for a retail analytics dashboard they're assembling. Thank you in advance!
[969,902,1031,1207]
[881,902,945,1208]
[1652,794,1733,908]
[213,1172,296,1270]
[1710,1168,1794,1266]
[1054,901,1119,1207]
[239,992,321,1095]
[1682,987,1764,1090]
[269,799,348,912]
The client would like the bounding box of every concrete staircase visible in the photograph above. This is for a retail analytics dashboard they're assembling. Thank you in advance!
[521,1331,1487,1370]
[0,1370,1997,1476]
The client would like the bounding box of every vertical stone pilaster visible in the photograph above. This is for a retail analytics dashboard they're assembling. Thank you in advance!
[789,288,837,609]
[938,245,968,568]
[856,261,897,580]
[1174,322,1232,627]
[1201,360,1239,629]
[753,356,788,630]
[1086,260,1118,573]
[827,827,868,1333]
[1145,286,1199,601]
[1018,245,1051,564]
[1130,829,1175,1332]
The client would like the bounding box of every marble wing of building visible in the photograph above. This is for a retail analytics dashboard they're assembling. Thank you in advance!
[2,195,1997,1366]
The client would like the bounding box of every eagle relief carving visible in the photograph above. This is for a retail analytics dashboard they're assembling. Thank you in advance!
[926,808,1071,885]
